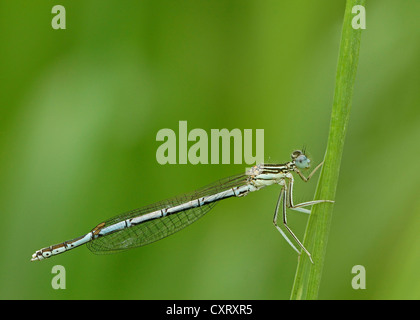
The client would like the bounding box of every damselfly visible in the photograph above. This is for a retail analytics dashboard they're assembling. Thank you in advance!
[31,150,333,263]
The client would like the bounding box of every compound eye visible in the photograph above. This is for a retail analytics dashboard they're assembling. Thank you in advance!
[291,150,302,160]
[295,155,310,169]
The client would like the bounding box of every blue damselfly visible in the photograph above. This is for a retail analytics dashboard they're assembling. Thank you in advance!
[31,150,333,263]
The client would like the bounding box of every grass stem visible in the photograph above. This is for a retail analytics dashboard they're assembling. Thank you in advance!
[290,0,365,300]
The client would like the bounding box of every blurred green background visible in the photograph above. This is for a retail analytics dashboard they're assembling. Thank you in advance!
[0,0,419,300]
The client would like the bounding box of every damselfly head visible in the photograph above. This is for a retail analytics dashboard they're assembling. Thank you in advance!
[291,150,311,169]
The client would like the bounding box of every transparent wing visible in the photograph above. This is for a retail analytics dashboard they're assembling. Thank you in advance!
[87,173,249,254]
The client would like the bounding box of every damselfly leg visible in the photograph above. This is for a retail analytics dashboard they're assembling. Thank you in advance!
[272,161,334,263]
[273,186,300,255]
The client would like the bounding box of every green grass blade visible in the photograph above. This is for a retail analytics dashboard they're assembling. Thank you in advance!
[290,0,365,300]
